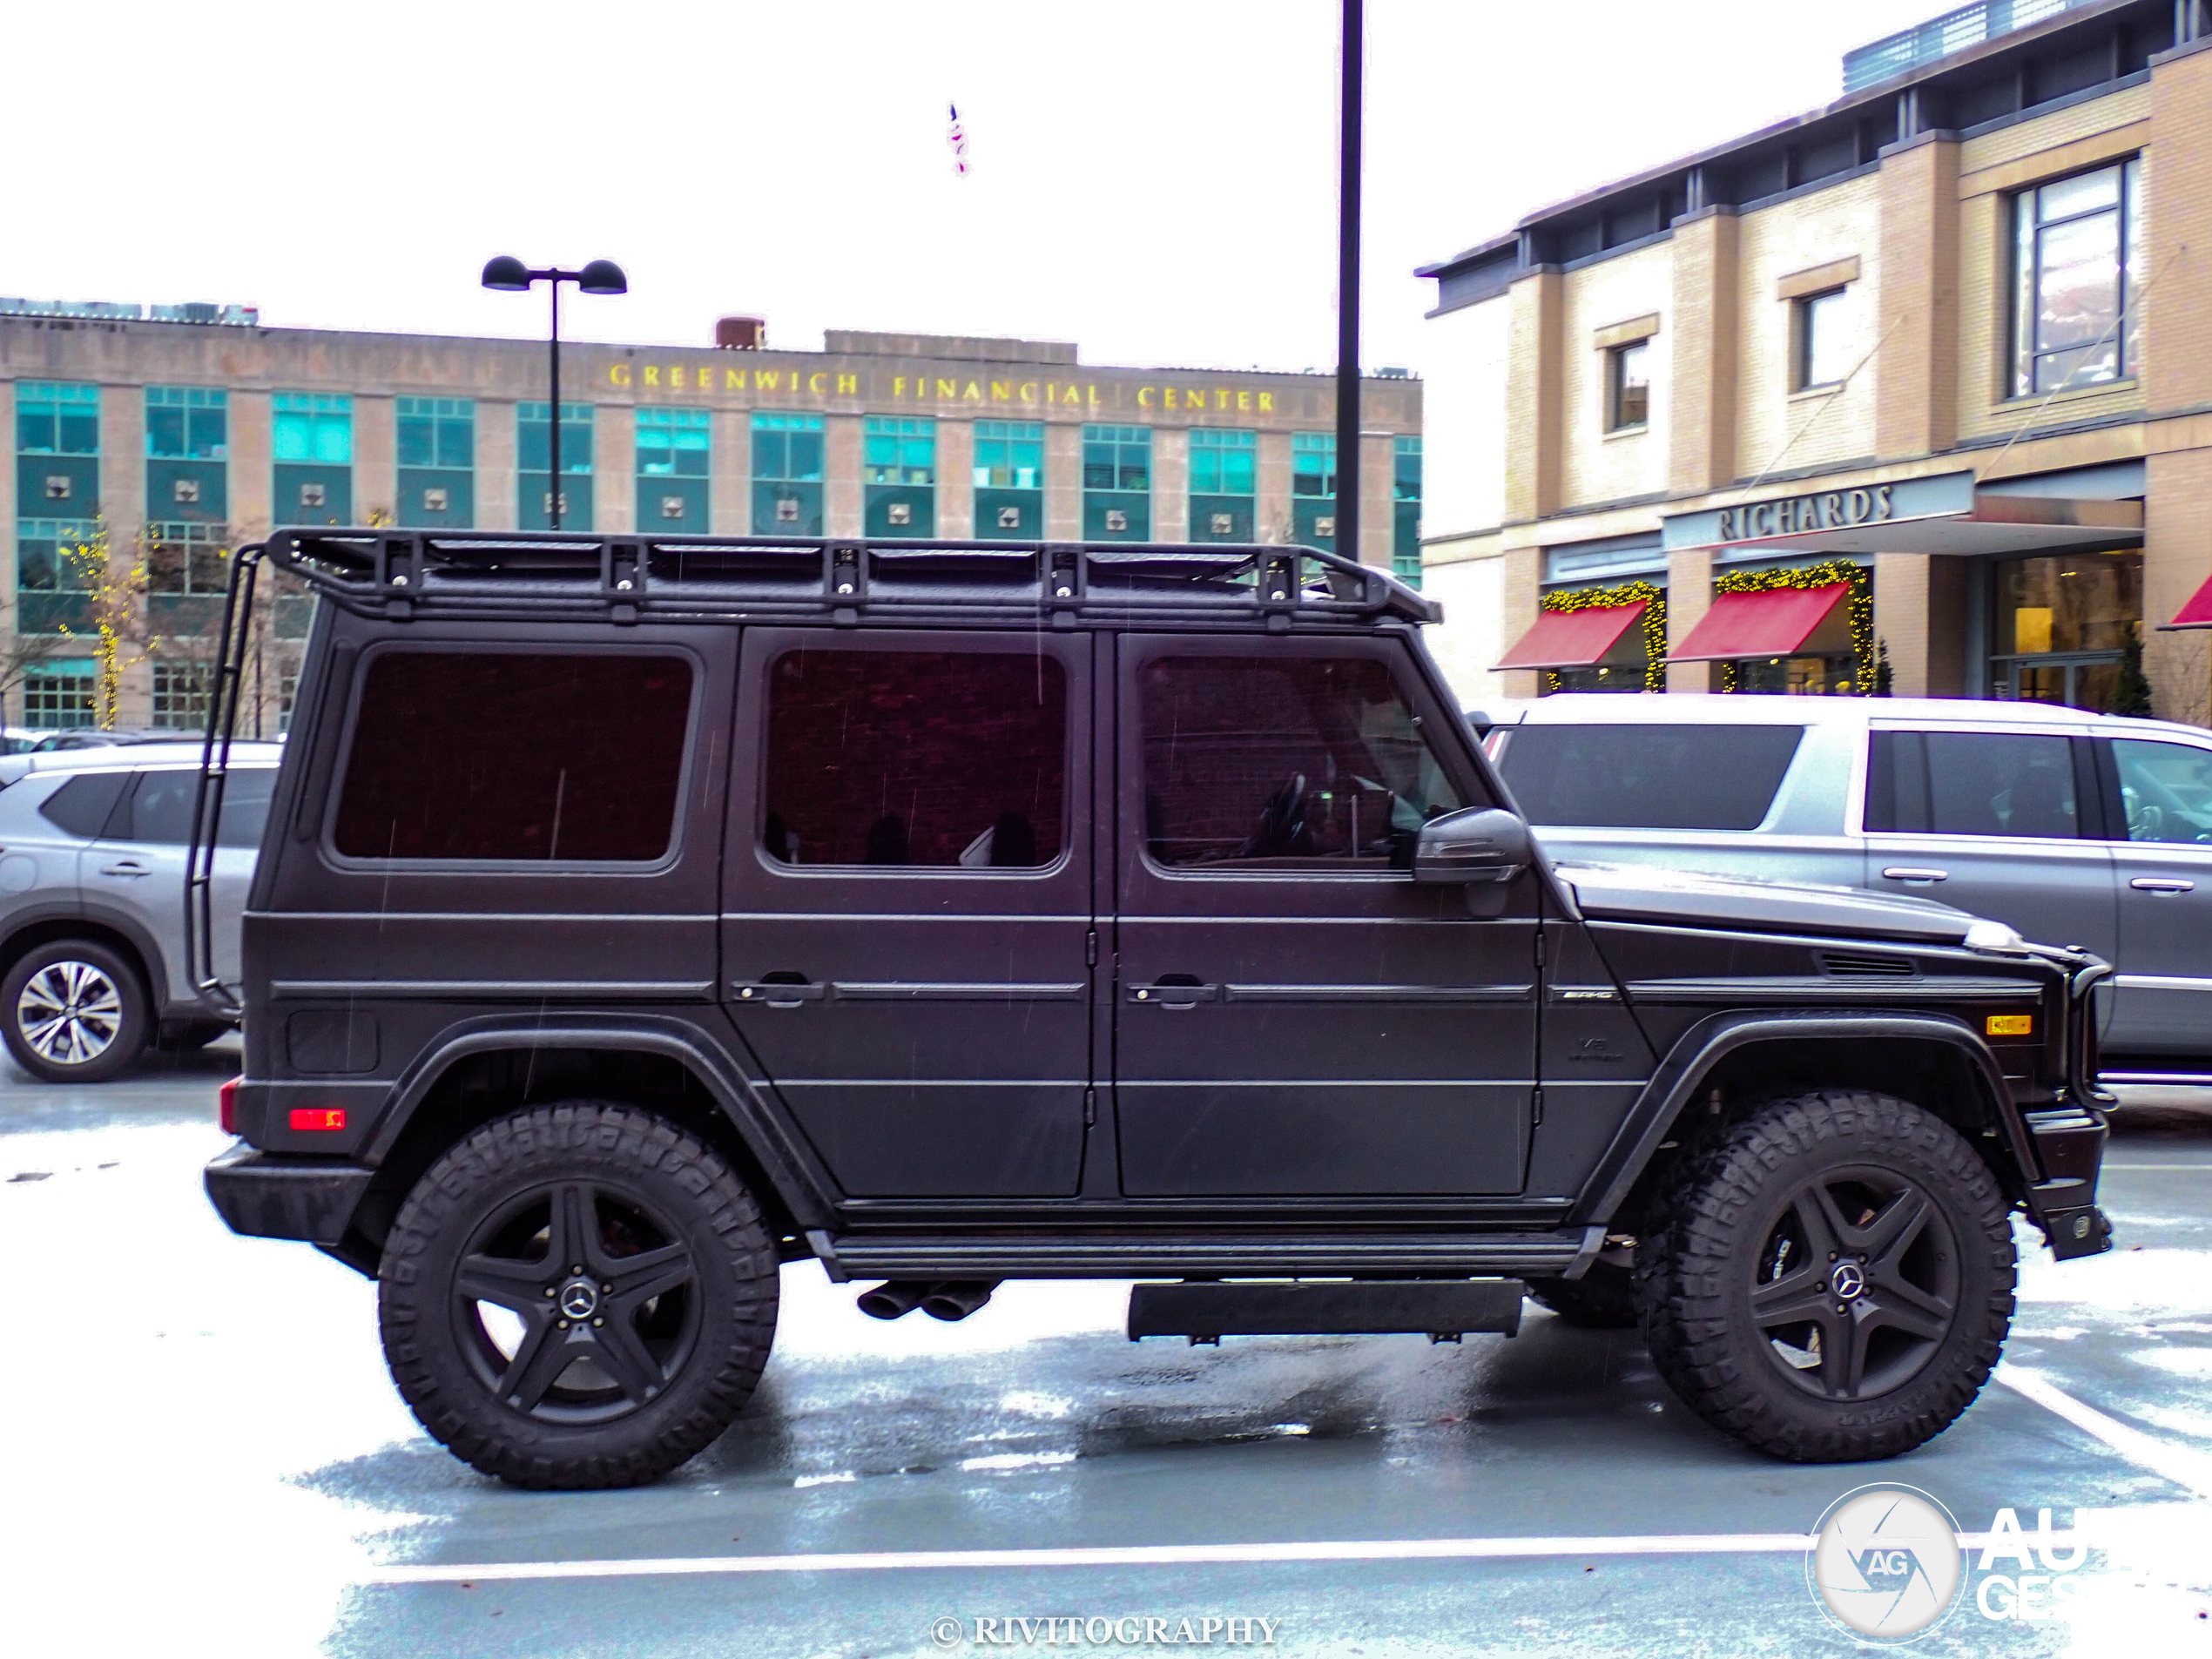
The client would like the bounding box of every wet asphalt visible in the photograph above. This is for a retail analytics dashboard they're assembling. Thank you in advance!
[3,1049,2209,1658]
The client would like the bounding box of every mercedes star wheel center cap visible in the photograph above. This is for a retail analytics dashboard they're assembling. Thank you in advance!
[558,1279,599,1320]
[1830,1261,1867,1301]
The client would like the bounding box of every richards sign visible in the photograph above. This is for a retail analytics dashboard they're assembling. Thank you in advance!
[1664,470,1976,553]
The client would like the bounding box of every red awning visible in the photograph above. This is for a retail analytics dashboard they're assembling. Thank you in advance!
[1494,602,1648,671]
[2168,575,2212,630]
[1669,583,1851,663]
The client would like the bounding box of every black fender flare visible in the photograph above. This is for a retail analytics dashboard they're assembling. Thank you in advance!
[356,1010,837,1233]
[1572,1008,2037,1227]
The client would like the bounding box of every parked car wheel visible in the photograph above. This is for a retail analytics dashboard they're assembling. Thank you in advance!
[1634,1089,2013,1461]
[378,1100,780,1490]
[1,939,151,1083]
[1526,1258,1638,1329]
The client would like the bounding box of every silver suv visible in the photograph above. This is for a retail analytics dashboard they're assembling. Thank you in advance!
[0,743,279,1082]
[1476,694,2212,1077]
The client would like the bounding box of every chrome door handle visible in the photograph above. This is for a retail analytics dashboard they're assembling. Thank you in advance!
[2130,877,2195,894]
[1881,867,1949,882]
[1129,981,1218,1008]
[99,860,150,878]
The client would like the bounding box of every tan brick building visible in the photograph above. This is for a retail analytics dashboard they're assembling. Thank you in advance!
[1418,0,2212,725]
[0,319,1421,732]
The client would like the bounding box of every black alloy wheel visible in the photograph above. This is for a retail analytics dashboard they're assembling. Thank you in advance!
[380,1101,779,1489]
[1635,1089,2014,1462]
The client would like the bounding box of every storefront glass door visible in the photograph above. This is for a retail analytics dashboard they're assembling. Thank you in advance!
[1991,550,2140,712]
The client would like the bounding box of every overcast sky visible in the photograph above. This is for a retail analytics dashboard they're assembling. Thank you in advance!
[10,0,1949,375]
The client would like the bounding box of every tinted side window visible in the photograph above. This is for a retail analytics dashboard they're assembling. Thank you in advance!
[334,652,692,860]
[114,768,275,847]
[1498,724,1804,831]
[2111,738,2212,843]
[762,649,1065,868]
[1866,730,2080,839]
[1139,654,1471,868]
[37,772,130,840]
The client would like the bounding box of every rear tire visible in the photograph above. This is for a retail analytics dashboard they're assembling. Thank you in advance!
[1526,1258,1638,1329]
[1,939,151,1083]
[379,1101,780,1490]
[1634,1089,2013,1462]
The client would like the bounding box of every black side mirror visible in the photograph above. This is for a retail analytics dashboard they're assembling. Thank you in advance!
[1413,806,1530,884]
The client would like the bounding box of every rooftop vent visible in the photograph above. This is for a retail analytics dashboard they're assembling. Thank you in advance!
[715,315,765,350]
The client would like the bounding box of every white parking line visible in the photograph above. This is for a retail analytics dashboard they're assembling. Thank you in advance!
[352,1532,1820,1587]
[1997,1362,2212,1501]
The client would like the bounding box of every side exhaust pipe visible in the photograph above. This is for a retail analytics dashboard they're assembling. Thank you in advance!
[857,1281,931,1320]
[921,1279,1000,1322]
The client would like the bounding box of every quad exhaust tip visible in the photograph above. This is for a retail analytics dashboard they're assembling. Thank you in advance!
[858,1279,999,1322]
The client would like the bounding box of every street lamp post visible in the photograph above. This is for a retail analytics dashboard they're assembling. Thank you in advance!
[481,256,628,529]
[1335,0,1362,567]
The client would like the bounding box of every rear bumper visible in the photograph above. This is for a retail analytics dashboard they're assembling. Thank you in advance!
[204,1141,373,1245]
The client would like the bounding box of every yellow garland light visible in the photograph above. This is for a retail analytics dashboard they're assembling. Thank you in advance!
[1711,558,1873,696]
[1540,579,1668,694]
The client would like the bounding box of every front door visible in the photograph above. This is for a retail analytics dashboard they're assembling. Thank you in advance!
[721,628,1094,1197]
[2102,732,2212,1057]
[1110,634,1538,1197]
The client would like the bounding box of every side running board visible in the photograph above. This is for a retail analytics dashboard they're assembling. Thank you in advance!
[826,1229,1604,1282]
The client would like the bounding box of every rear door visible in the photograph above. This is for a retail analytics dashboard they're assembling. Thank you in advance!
[719,628,1095,1198]
[1111,633,1538,1197]
[85,765,276,1000]
[1864,724,2117,965]
[2100,732,2212,1056]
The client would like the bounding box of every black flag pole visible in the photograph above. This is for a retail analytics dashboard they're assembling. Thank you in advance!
[1335,0,1363,566]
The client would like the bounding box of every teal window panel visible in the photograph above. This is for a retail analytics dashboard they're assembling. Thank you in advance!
[1082,424,1150,491]
[274,462,352,523]
[753,479,824,534]
[1190,496,1253,543]
[637,407,711,477]
[145,386,228,459]
[1393,435,1422,500]
[863,415,934,485]
[1393,502,1422,588]
[395,468,474,528]
[520,474,595,532]
[644,475,710,532]
[396,397,475,469]
[22,659,96,727]
[975,488,1042,539]
[147,457,227,523]
[1292,497,1337,553]
[1292,431,1336,497]
[1188,428,1255,496]
[517,401,595,474]
[273,392,354,464]
[15,519,97,635]
[1082,491,1150,541]
[865,483,934,538]
[17,455,98,514]
[973,421,1042,489]
[16,381,99,455]
[752,411,825,482]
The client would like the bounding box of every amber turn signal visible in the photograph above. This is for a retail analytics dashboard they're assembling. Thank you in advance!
[1986,1014,2033,1037]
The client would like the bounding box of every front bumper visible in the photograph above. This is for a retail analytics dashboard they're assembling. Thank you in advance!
[204,1141,374,1245]
[2023,1104,2114,1261]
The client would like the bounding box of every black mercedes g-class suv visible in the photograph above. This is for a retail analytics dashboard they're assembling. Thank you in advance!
[198,529,2113,1490]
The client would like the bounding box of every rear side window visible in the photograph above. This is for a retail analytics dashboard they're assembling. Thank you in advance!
[762,648,1066,868]
[1497,724,1804,831]
[111,768,275,847]
[1867,730,2080,839]
[37,772,130,840]
[1138,654,1471,868]
[334,652,693,860]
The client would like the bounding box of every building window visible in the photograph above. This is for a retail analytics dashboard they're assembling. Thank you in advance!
[1794,290,1851,390]
[1081,424,1150,541]
[1606,341,1649,431]
[1291,432,1337,551]
[1992,550,2143,710]
[278,671,300,734]
[751,411,824,533]
[273,392,353,523]
[518,401,594,529]
[21,661,96,730]
[145,386,227,459]
[145,520,227,637]
[151,662,211,730]
[1393,436,1422,588]
[14,519,97,635]
[864,416,935,539]
[395,397,475,527]
[974,420,1043,540]
[16,381,100,456]
[2013,157,2143,397]
[18,384,101,567]
[1189,428,1256,542]
[635,407,709,533]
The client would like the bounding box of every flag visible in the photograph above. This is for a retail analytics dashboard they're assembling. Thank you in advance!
[947,102,968,175]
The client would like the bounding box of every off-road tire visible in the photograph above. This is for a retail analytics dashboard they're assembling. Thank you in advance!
[1,938,151,1084]
[1634,1089,2014,1462]
[379,1101,779,1490]
[1526,1259,1638,1329]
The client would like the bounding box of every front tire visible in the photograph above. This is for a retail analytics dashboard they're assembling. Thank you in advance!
[379,1101,780,1490]
[1635,1089,2014,1462]
[1,939,151,1083]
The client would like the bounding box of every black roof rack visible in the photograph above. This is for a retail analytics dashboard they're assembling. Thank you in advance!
[262,528,1442,628]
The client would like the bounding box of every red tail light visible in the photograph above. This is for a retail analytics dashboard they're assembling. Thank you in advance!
[219,1076,240,1136]
[289,1107,347,1132]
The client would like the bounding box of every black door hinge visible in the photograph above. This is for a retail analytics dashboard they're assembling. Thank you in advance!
[1086,928,1098,968]
[1084,1087,1097,1127]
